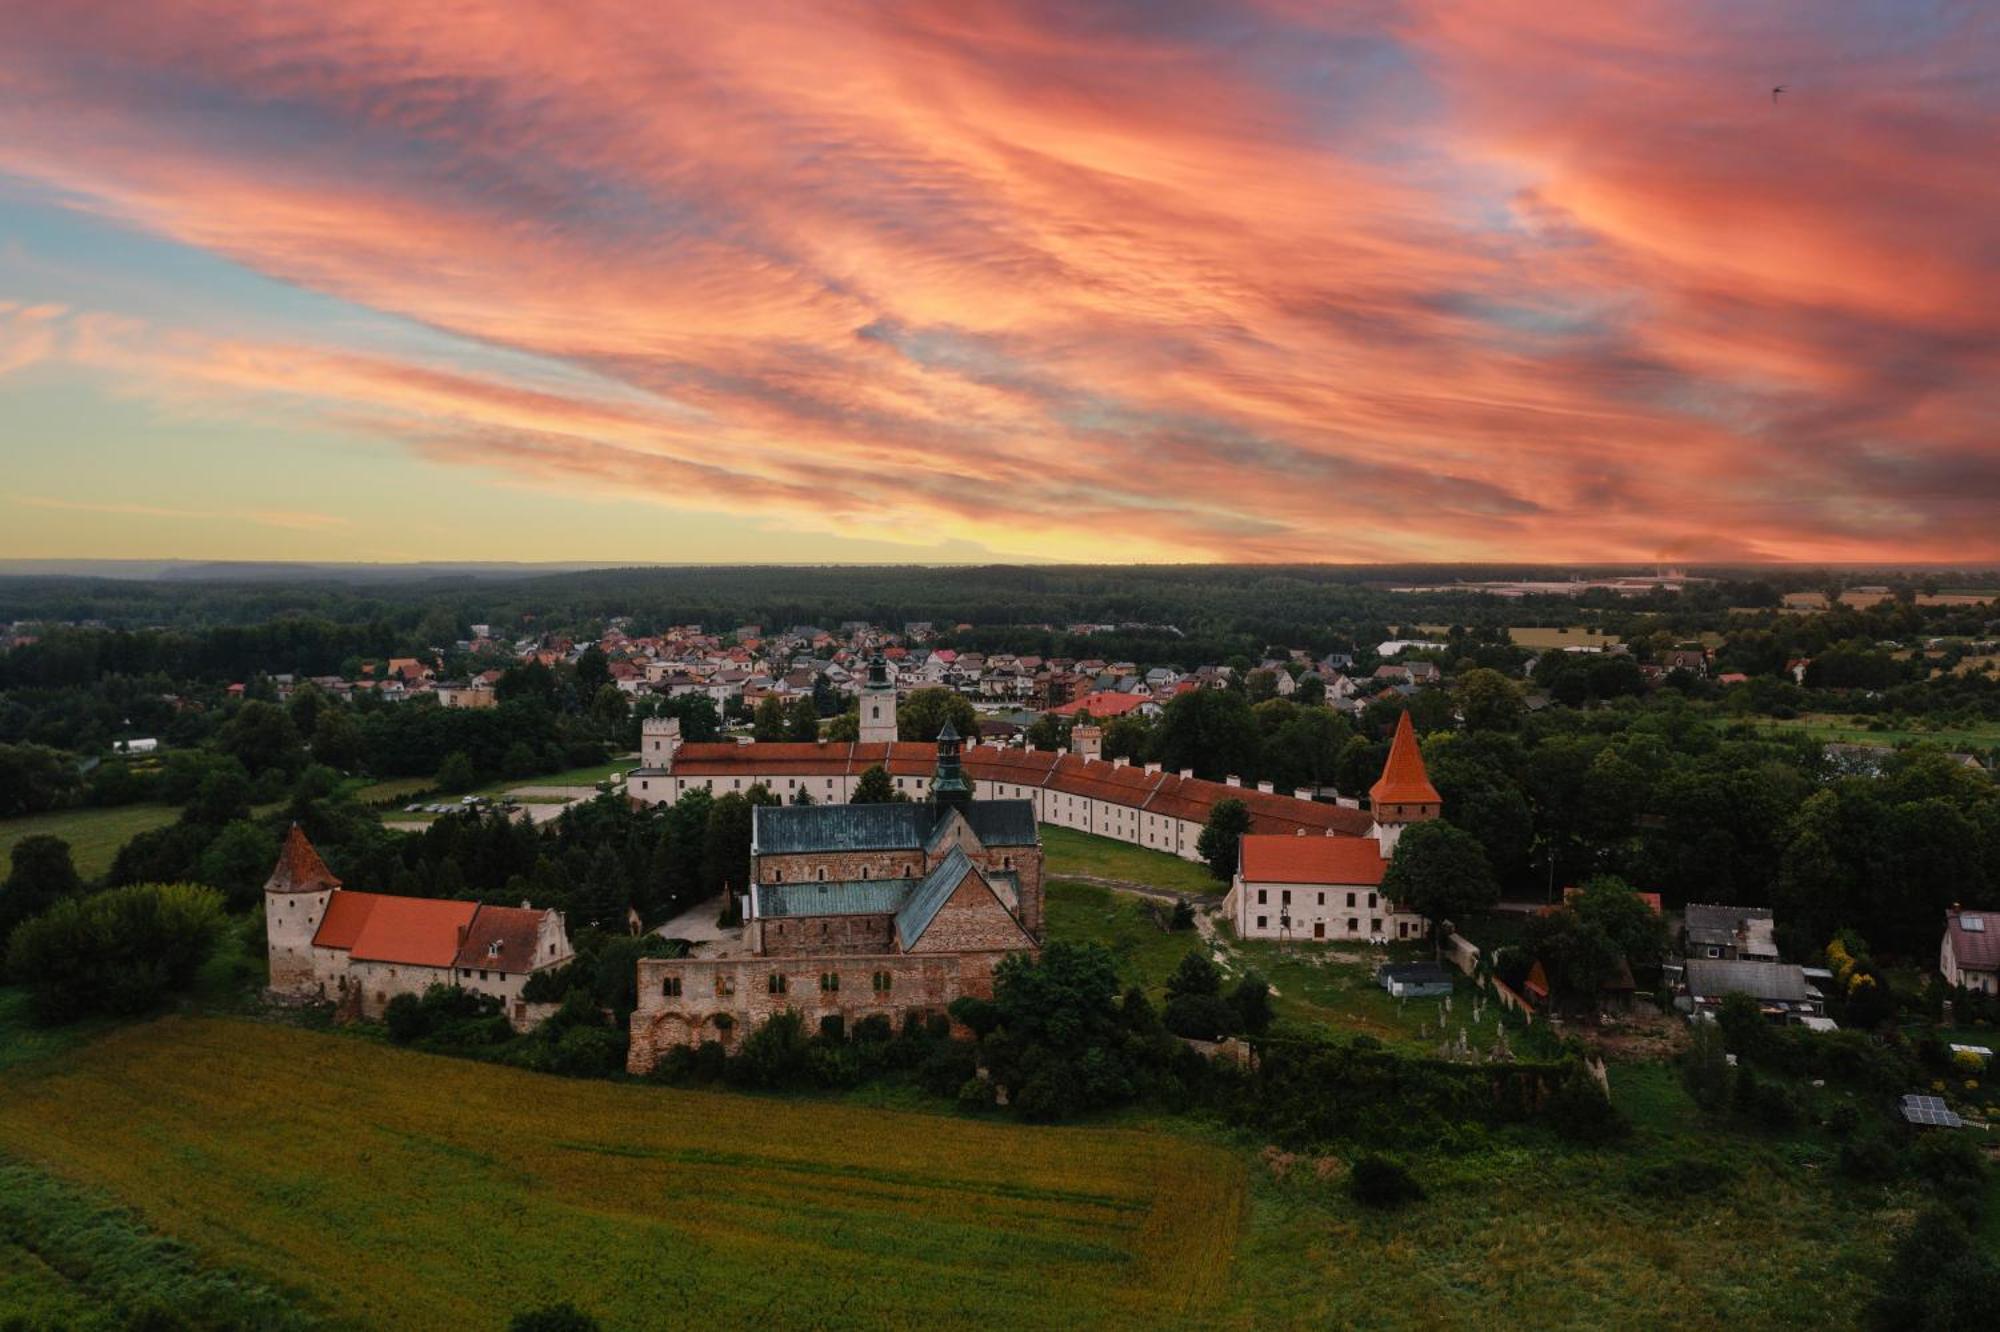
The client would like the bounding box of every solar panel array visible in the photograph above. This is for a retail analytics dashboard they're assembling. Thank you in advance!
[1901,1094,1965,1128]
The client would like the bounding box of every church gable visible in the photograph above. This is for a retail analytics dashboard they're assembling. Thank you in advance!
[923,808,985,859]
[901,859,1035,954]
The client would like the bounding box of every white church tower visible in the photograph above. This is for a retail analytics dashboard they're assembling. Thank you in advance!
[641,714,683,770]
[859,653,898,744]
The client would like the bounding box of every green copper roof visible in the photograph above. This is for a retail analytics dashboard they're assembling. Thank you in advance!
[895,847,978,949]
[759,879,913,918]
[753,799,1038,854]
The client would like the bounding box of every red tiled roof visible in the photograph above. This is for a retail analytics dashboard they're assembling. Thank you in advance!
[1369,711,1440,807]
[347,896,479,968]
[1049,691,1150,718]
[267,824,341,895]
[1239,834,1388,885]
[454,905,553,975]
[311,890,391,951]
[671,741,857,776]
[1947,909,2000,973]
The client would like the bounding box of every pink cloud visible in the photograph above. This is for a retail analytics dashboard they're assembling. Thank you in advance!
[0,1,1992,561]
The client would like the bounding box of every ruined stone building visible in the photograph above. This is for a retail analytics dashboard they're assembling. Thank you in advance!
[263,824,573,1028]
[628,724,1041,1072]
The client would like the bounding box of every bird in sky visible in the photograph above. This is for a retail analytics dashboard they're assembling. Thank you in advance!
[1772,85,1786,103]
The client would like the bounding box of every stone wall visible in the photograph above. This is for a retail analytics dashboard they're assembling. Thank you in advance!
[626,948,1028,1073]
[759,850,927,884]
[757,912,896,956]
[906,874,1034,954]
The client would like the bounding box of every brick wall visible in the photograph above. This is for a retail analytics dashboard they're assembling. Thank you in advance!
[906,874,1034,954]
[759,850,927,884]
[758,912,895,955]
[626,948,1030,1073]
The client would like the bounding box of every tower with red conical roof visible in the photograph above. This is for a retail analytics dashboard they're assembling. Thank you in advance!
[1368,711,1442,858]
[265,823,342,995]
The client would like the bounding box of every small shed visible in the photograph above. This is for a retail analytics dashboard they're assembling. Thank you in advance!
[1378,961,1454,999]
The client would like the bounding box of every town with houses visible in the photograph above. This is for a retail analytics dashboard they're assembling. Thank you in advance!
[6,571,2000,1326]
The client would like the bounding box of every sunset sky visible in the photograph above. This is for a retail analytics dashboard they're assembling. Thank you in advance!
[1,1,1994,565]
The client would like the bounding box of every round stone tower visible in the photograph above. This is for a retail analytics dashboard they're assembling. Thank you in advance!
[265,823,342,996]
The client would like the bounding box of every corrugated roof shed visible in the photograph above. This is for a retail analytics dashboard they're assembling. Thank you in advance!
[1686,958,1810,1002]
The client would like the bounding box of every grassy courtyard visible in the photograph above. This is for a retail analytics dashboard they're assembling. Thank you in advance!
[1722,712,2000,752]
[1040,825,1222,895]
[0,803,179,879]
[0,1017,1244,1330]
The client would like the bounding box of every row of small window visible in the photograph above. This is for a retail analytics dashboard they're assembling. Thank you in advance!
[661,971,898,998]
[1256,917,1386,934]
[1256,889,1377,909]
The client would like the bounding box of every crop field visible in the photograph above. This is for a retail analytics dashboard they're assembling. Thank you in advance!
[0,803,179,879]
[1506,626,1620,651]
[1040,826,1221,895]
[0,1017,1245,1331]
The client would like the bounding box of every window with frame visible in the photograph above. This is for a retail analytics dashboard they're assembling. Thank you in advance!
[820,972,840,993]
[715,974,736,997]
[1347,918,1358,932]
[662,976,682,997]
[873,970,893,993]
[768,972,788,994]
[1256,915,1267,929]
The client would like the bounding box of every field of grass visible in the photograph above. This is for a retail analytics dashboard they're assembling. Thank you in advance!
[1040,826,1222,895]
[0,1017,1245,1330]
[0,803,179,879]
[1221,933,1476,1048]
[1723,713,2000,751]
[1046,880,1209,1002]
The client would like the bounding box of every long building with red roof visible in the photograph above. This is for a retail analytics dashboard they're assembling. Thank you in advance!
[264,825,574,1027]
[631,714,1374,864]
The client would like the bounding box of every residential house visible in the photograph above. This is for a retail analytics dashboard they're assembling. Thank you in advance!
[1682,903,1778,962]
[1941,906,2000,995]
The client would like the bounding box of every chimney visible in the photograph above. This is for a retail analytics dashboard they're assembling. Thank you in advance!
[1294,787,1314,801]
[1295,828,1306,837]
[1144,762,1162,775]
[1179,768,1194,780]
[1257,781,1275,794]
[1226,775,1241,787]
[1112,756,1128,769]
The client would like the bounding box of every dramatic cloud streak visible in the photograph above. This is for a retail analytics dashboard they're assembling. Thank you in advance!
[0,0,1993,560]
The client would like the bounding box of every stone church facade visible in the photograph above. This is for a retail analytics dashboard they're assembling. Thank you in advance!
[627,725,1042,1072]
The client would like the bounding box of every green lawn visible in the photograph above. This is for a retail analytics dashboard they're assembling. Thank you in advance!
[1221,932,1477,1049]
[1046,880,1209,1003]
[0,803,179,880]
[1040,826,1223,895]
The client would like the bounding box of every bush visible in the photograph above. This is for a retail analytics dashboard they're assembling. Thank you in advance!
[1228,972,1275,1036]
[1625,1156,1730,1201]
[1545,1063,1627,1143]
[1169,899,1196,931]
[510,1303,602,1332]
[1837,1130,1901,1182]
[1869,1206,2000,1330]
[6,882,226,1022]
[385,993,428,1044]
[1164,992,1236,1040]
[1349,1156,1424,1209]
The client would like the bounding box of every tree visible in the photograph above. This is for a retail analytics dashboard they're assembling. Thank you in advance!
[785,696,820,741]
[1196,798,1251,882]
[1681,1017,1734,1113]
[851,764,903,804]
[1153,689,1259,783]
[898,687,977,743]
[752,695,789,743]
[1569,875,1667,970]
[1869,1207,2000,1331]
[310,707,363,770]
[573,647,611,695]
[215,701,304,774]
[1380,819,1499,939]
[195,820,279,910]
[436,750,479,793]
[6,882,226,1022]
[825,708,860,742]
[0,835,84,960]
[1349,1156,1424,1209]
[0,742,82,817]
[1228,971,1275,1035]
[1453,668,1524,732]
